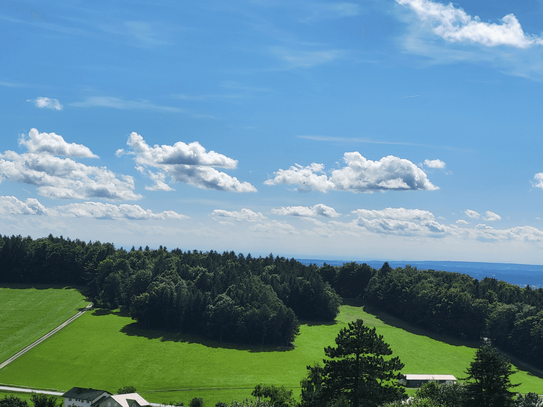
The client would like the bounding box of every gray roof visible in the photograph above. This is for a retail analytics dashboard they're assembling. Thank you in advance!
[62,387,111,401]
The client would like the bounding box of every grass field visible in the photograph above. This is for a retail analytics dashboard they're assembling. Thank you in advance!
[0,285,89,363]
[1,289,543,406]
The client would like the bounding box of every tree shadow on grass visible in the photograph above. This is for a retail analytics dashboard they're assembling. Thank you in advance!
[89,308,294,353]
[0,283,85,291]
[359,301,543,381]
[119,322,295,353]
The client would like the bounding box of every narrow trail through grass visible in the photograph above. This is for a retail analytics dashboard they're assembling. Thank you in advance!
[0,285,88,363]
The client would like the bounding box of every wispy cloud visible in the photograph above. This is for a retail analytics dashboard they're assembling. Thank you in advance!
[297,135,465,151]
[271,46,343,68]
[71,96,213,118]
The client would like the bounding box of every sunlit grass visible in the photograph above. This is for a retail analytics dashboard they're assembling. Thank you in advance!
[0,291,541,406]
[0,285,88,363]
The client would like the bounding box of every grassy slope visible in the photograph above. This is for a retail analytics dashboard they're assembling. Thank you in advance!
[1,289,542,406]
[0,285,88,363]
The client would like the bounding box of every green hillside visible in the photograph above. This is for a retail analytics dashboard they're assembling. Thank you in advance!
[0,285,88,363]
[1,287,542,406]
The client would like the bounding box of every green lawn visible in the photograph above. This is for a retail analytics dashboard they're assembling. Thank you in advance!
[1,290,542,406]
[0,285,88,363]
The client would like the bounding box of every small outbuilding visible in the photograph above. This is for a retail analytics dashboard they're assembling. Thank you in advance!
[399,374,457,388]
[62,387,112,407]
[95,393,150,407]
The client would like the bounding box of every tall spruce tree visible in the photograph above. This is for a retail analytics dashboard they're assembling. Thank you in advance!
[464,343,518,407]
[302,319,406,407]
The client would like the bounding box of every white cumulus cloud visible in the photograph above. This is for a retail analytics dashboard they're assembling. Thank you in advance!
[19,128,98,158]
[465,209,480,219]
[352,207,450,236]
[265,152,437,193]
[533,173,543,189]
[122,132,256,192]
[423,159,446,169]
[211,208,267,222]
[0,129,140,201]
[272,204,340,218]
[58,202,187,220]
[28,97,63,110]
[483,211,501,222]
[396,0,543,48]
[0,196,49,215]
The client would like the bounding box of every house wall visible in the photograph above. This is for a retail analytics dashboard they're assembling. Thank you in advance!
[65,398,93,407]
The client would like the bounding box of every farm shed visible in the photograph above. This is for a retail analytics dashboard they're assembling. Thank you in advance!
[399,374,457,388]
[95,393,150,407]
[63,387,111,407]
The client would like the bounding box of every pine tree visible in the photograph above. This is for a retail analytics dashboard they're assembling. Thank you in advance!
[464,343,519,407]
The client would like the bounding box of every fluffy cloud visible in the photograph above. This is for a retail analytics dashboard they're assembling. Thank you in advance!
[19,128,98,158]
[465,209,480,219]
[28,97,63,110]
[353,207,435,221]
[396,0,543,48]
[0,129,140,200]
[272,204,340,218]
[265,153,437,193]
[351,207,449,236]
[0,196,48,215]
[423,159,446,169]
[533,173,543,189]
[211,208,266,222]
[482,211,501,221]
[0,196,187,220]
[121,132,256,192]
[58,202,187,220]
[456,219,469,225]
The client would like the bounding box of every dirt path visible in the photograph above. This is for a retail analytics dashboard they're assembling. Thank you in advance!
[0,303,93,371]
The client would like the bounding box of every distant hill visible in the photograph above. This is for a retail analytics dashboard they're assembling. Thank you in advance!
[297,259,543,287]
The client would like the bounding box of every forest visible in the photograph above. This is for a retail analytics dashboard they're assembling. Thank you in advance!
[2,233,543,368]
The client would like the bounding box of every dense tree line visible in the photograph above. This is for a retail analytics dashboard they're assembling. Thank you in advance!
[4,233,543,368]
[0,235,340,346]
[320,261,543,371]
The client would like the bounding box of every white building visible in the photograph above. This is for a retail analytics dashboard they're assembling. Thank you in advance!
[399,374,457,388]
[62,388,111,407]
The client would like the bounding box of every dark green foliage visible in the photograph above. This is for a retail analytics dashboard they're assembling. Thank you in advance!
[0,235,340,346]
[214,403,228,407]
[515,393,543,407]
[0,396,29,407]
[189,398,205,407]
[251,384,296,407]
[117,386,137,394]
[363,263,543,370]
[301,319,406,407]
[464,344,519,407]
[414,381,467,407]
[30,394,62,407]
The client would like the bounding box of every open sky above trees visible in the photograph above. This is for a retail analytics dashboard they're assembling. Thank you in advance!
[2,0,543,264]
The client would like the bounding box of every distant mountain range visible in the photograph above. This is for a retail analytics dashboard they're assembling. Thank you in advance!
[296,259,543,288]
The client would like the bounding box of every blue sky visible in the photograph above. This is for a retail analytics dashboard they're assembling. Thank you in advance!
[2,0,543,264]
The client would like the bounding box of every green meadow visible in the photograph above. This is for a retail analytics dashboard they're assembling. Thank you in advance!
[0,285,88,363]
[1,288,543,406]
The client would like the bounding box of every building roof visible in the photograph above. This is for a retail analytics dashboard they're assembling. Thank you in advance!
[403,374,457,381]
[62,388,111,401]
[108,394,149,407]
